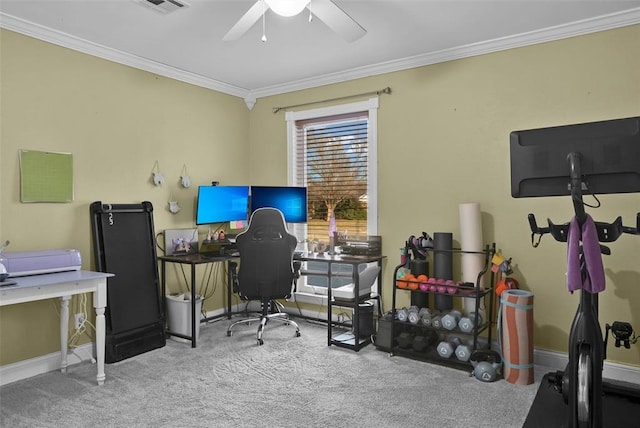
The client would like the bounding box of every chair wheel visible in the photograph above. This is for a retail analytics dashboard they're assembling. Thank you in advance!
[227,331,232,337]
[258,339,264,345]
[295,331,301,337]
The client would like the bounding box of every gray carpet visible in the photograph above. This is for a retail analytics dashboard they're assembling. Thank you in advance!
[1,318,546,427]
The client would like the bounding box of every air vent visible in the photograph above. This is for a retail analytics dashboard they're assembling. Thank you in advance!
[133,0,189,14]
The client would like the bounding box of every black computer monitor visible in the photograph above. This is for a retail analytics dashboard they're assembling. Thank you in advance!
[250,186,308,223]
[195,185,250,225]
[510,116,640,198]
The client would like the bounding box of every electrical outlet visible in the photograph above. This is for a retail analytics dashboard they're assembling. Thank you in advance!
[74,313,85,330]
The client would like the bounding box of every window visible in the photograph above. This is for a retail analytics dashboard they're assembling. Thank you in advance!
[285,98,379,304]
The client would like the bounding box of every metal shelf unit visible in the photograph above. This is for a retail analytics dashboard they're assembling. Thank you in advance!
[390,243,496,370]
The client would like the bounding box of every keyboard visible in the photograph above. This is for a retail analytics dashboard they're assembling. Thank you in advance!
[199,252,222,259]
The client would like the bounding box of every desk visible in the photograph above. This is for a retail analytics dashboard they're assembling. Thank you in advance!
[295,253,385,351]
[0,270,113,385]
[158,253,237,348]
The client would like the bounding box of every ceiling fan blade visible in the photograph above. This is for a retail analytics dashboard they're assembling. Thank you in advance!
[309,0,366,42]
[223,1,268,41]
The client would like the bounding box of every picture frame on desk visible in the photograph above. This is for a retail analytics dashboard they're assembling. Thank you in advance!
[164,228,198,256]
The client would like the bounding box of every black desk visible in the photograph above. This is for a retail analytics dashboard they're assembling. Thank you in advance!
[158,253,237,347]
[295,253,385,351]
[160,252,384,350]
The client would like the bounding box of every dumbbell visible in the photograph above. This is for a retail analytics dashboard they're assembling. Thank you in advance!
[397,306,419,323]
[396,332,413,348]
[420,309,436,327]
[458,312,483,333]
[431,314,443,329]
[441,310,461,331]
[407,306,421,324]
[396,307,409,322]
[436,336,462,359]
[412,330,438,352]
[409,308,431,325]
[455,341,473,362]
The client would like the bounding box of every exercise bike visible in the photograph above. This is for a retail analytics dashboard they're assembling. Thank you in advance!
[528,152,640,428]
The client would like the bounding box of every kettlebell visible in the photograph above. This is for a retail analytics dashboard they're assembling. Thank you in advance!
[469,350,502,382]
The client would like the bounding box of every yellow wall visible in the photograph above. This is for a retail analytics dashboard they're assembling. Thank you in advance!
[1,25,639,367]
[0,29,250,364]
[248,25,640,366]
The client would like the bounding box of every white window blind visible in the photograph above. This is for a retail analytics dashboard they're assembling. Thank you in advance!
[285,98,379,302]
[294,111,369,241]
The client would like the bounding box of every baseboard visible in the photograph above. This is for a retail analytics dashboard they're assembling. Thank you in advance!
[0,343,94,387]
[533,348,640,384]
[285,303,640,384]
[3,320,638,388]
[202,306,230,320]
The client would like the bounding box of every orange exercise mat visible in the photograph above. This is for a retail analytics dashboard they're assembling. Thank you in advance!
[501,289,534,385]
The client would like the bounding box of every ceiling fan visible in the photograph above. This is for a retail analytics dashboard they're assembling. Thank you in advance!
[223,0,366,43]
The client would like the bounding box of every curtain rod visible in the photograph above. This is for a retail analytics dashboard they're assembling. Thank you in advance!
[272,86,391,113]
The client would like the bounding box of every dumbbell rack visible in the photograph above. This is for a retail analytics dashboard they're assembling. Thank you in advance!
[389,243,495,371]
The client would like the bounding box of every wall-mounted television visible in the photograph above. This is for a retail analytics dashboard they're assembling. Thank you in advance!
[250,186,308,223]
[510,116,640,198]
[195,185,250,225]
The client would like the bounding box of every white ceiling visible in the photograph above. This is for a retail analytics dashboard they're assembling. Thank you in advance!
[2,0,640,103]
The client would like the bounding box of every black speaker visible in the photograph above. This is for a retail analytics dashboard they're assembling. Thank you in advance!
[375,313,393,351]
[357,302,374,338]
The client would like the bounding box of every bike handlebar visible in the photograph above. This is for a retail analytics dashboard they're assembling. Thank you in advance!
[528,212,640,248]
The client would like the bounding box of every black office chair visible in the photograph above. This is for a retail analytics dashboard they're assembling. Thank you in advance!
[226,207,301,345]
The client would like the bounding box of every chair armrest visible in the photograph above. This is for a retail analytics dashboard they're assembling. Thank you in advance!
[293,261,302,278]
[292,261,302,292]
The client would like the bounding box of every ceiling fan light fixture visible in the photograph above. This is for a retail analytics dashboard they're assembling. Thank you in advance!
[265,0,310,17]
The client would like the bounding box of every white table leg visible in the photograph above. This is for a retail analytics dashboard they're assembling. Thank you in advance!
[94,280,107,385]
[60,295,71,373]
[95,306,106,385]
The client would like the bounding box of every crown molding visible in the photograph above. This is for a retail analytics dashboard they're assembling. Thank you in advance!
[0,12,249,98]
[249,8,640,100]
[2,8,639,106]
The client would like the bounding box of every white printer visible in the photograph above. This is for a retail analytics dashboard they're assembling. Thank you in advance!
[0,249,82,277]
[330,265,381,302]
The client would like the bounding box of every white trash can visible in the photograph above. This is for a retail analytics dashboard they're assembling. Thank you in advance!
[166,293,202,343]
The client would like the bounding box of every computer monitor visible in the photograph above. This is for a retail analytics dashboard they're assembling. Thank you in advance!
[195,185,250,225]
[510,116,640,198]
[250,186,308,223]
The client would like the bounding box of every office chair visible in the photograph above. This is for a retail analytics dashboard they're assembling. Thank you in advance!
[226,207,301,345]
